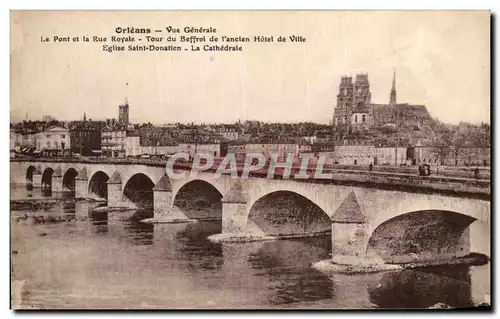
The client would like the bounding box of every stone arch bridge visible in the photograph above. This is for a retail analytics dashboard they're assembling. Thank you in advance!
[11,159,490,265]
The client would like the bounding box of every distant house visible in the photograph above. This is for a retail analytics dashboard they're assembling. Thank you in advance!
[178,142,225,158]
[334,144,376,165]
[227,139,311,163]
[101,126,126,158]
[216,124,240,141]
[375,147,408,166]
[69,119,105,156]
[35,125,70,155]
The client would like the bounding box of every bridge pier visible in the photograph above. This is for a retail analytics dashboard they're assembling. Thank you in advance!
[221,201,248,233]
[75,168,88,199]
[153,188,172,217]
[32,167,42,188]
[106,172,123,207]
[208,181,269,243]
[330,191,370,265]
[51,175,63,192]
[221,181,248,233]
[75,201,90,220]
[152,174,192,222]
[331,220,369,265]
[75,178,88,199]
[222,203,248,233]
[51,167,63,192]
[151,175,193,222]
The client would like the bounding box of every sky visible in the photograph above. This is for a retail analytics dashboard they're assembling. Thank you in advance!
[10,11,490,125]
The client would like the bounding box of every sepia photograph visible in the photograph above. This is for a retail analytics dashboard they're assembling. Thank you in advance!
[9,10,491,310]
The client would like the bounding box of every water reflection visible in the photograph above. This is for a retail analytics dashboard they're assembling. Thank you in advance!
[84,202,109,234]
[62,201,76,215]
[248,236,331,270]
[123,222,154,245]
[368,266,474,308]
[11,186,44,201]
[130,209,154,221]
[41,188,52,198]
[88,203,108,222]
[174,221,224,271]
[246,237,334,305]
[90,220,109,234]
[270,269,334,305]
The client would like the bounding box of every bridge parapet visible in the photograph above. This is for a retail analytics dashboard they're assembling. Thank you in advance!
[326,171,490,200]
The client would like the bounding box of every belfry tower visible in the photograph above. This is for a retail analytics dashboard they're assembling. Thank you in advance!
[119,98,129,125]
[389,69,397,105]
[333,76,354,126]
[354,73,371,106]
[118,82,130,125]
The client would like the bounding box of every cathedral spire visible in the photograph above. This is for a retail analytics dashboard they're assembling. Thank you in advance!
[389,68,397,105]
[125,82,129,105]
[83,111,87,122]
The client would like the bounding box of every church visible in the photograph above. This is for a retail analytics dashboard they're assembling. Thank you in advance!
[332,70,432,131]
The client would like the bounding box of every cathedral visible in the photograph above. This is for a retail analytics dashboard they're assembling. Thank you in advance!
[332,70,432,131]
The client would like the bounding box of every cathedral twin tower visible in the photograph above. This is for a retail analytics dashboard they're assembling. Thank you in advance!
[332,70,428,130]
[336,73,372,112]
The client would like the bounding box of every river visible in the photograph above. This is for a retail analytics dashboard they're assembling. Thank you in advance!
[10,186,490,309]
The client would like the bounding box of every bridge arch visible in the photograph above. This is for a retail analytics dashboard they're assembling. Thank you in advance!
[173,179,224,220]
[367,196,490,234]
[366,209,478,264]
[88,170,110,200]
[41,167,55,190]
[120,166,160,190]
[62,167,79,191]
[123,173,155,209]
[246,180,336,218]
[26,165,37,184]
[247,190,331,236]
[171,174,227,201]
